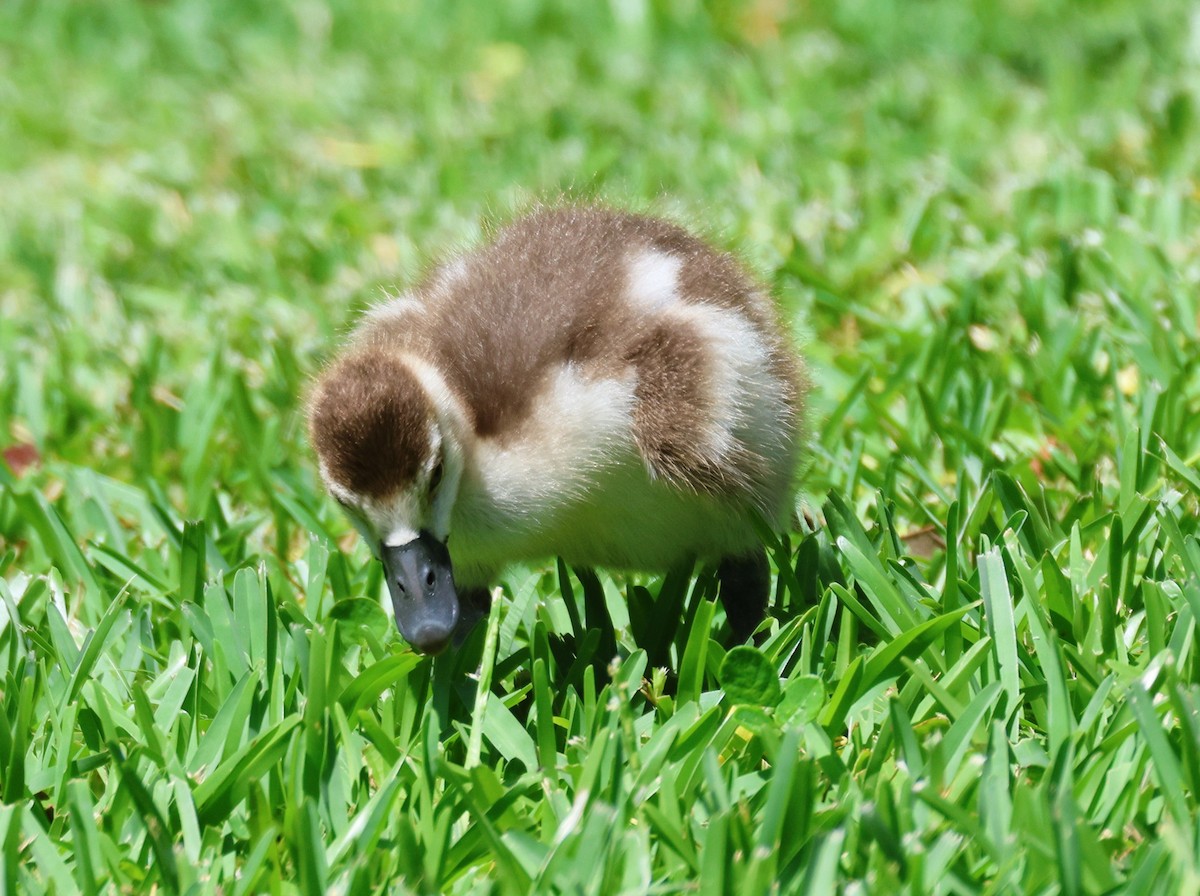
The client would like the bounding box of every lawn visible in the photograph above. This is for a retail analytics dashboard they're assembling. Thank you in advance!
[3,0,1200,892]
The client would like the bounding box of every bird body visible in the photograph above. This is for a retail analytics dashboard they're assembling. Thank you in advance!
[309,206,805,653]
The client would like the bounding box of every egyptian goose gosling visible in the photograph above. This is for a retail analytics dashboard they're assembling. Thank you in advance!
[309,206,805,654]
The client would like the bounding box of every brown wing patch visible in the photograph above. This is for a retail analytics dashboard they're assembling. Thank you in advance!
[636,216,806,432]
[308,352,435,500]
[626,321,742,495]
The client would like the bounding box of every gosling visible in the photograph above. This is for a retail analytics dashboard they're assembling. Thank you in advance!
[308,206,805,654]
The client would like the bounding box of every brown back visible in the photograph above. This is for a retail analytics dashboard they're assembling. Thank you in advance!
[356,206,799,450]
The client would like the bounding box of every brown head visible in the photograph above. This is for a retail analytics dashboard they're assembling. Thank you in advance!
[308,350,468,653]
[309,352,435,501]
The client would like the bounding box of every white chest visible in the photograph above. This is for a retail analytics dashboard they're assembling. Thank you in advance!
[446,365,759,584]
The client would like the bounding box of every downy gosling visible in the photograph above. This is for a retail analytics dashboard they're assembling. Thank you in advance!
[309,206,806,654]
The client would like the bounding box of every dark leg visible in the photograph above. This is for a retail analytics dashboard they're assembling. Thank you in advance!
[453,586,493,647]
[717,548,770,643]
[575,566,618,668]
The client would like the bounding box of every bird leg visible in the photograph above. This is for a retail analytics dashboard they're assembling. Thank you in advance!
[716,548,770,643]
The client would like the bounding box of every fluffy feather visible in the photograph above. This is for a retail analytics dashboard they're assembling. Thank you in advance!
[309,205,807,652]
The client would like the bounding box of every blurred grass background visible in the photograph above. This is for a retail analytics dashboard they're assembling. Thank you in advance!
[3,0,1200,892]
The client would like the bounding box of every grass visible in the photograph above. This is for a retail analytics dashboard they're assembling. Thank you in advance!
[3,0,1200,891]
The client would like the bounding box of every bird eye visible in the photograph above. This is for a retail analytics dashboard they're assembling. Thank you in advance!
[429,460,444,493]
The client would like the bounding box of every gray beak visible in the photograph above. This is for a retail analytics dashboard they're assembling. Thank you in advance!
[381,532,459,655]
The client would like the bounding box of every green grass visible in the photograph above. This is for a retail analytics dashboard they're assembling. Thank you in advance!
[3,0,1200,891]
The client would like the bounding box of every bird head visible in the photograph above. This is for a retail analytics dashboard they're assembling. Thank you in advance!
[308,350,465,654]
